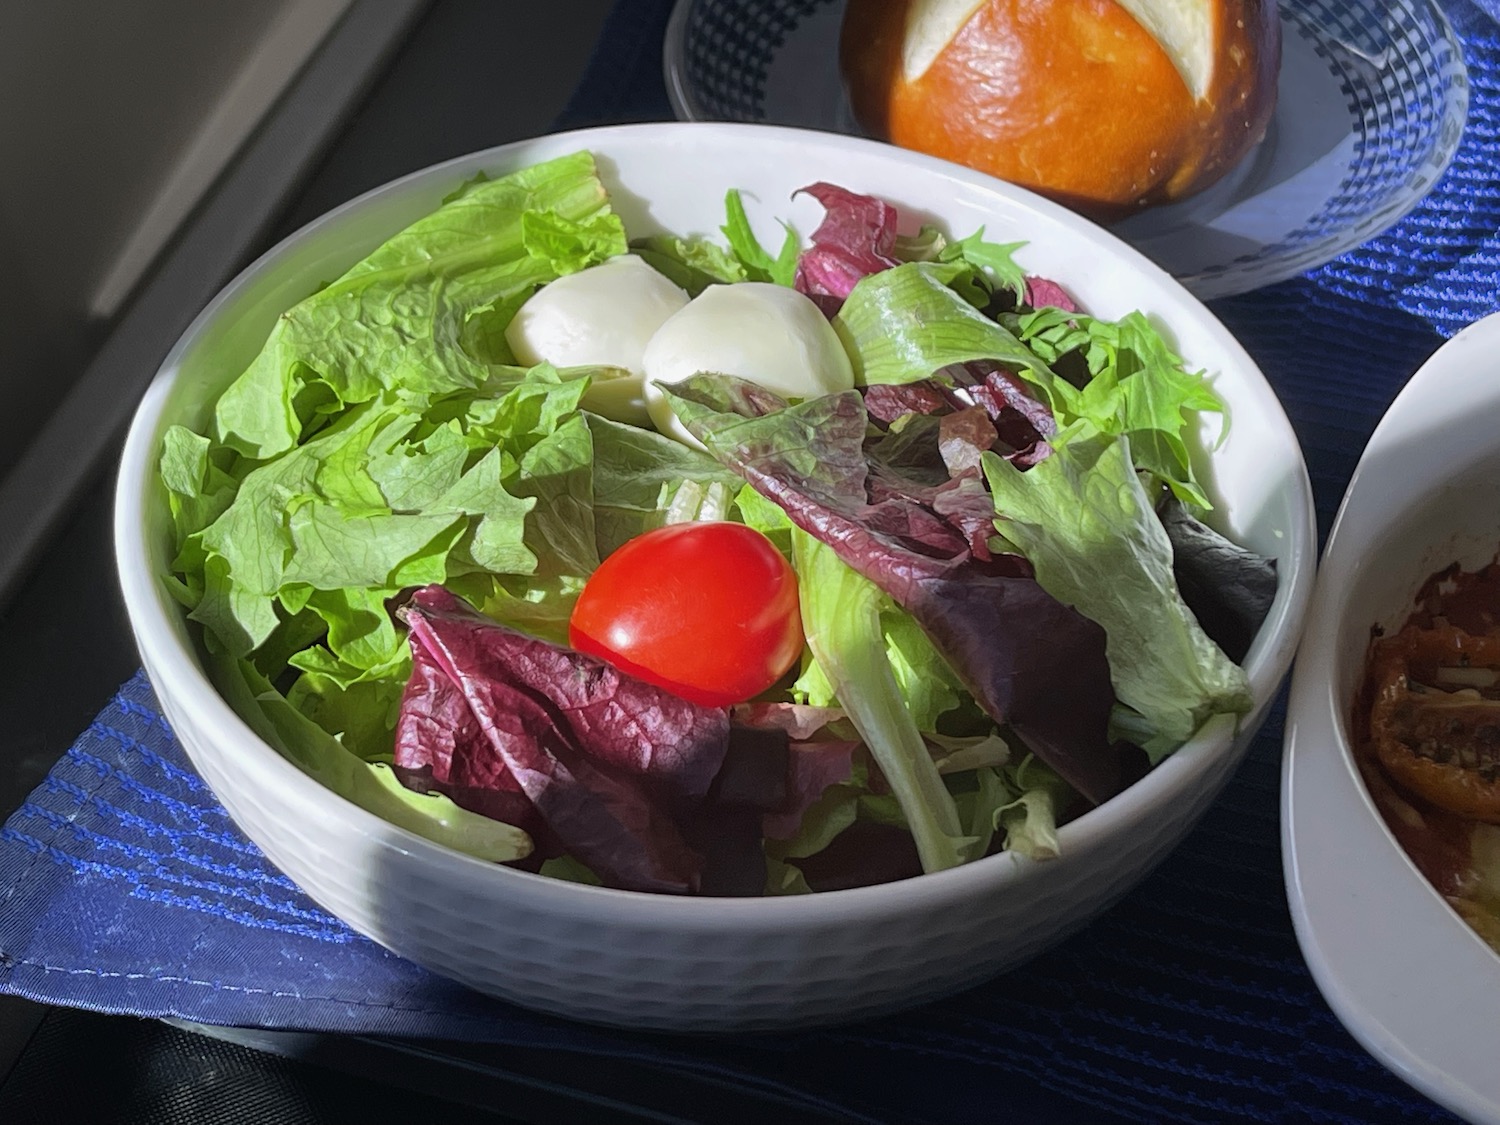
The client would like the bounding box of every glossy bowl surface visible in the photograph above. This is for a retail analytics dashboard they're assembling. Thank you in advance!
[117,122,1315,1031]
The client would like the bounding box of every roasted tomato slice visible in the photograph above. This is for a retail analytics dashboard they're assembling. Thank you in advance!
[1367,620,1500,824]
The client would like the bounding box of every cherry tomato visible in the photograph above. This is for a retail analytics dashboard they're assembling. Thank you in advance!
[568,521,804,708]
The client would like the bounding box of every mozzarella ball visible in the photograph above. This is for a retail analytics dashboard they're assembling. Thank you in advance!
[504,254,690,426]
[642,282,856,447]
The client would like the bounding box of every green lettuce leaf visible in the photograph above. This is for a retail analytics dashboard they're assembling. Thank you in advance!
[766,777,862,862]
[298,586,406,673]
[215,151,625,460]
[160,424,210,495]
[538,855,604,886]
[946,755,1071,862]
[993,756,1072,861]
[833,262,1056,391]
[507,414,598,579]
[880,608,967,732]
[214,652,531,863]
[925,730,1011,774]
[446,572,584,648]
[367,418,468,511]
[952,766,1009,858]
[285,649,409,765]
[177,360,608,759]
[459,362,590,461]
[721,189,799,287]
[192,387,544,669]
[586,413,743,557]
[161,427,238,596]
[938,229,1028,301]
[892,225,948,263]
[1010,308,1224,507]
[982,431,1251,760]
[630,234,748,296]
[790,528,973,873]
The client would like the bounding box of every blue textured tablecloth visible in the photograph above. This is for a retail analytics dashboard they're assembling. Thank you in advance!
[4,2,1499,1121]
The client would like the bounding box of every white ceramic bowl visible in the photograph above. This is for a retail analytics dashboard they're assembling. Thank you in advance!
[116,122,1315,1032]
[1284,312,1500,1123]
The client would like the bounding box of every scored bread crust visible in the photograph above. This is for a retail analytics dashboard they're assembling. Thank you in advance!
[840,0,1281,217]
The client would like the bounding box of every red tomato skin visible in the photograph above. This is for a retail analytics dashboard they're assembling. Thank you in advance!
[568,522,804,708]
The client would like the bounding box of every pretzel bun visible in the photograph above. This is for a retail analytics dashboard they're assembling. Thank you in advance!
[840,0,1280,217]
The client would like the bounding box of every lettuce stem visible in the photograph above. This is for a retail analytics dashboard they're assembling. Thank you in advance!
[791,529,969,873]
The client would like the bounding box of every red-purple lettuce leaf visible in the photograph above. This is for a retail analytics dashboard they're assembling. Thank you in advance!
[762,740,860,841]
[931,472,1007,561]
[959,363,1057,447]
[662,376,1128,805]
[1023,277,1079,313]
[859,414,1028,562]
[863,415,951,487]
[728,703,860,848]
[393,637,547,846]
[792,183,901,309]
[938,407,999,477]
[394,585,733,893]
[859,418,999,562]
[863,382,961,425]
[863,364,1054,470]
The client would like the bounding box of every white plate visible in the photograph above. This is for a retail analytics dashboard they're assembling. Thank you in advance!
[1284,312,1500,1124]
[664,0,1468,300]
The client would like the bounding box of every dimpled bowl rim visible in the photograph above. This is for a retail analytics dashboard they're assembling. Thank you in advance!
[115,123,1314,941]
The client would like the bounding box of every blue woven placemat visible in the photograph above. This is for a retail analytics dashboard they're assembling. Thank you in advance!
[5,2,1500,1121]
[0,678,1432,1124]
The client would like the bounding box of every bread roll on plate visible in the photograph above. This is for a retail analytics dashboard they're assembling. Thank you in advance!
[840,0,1281,218]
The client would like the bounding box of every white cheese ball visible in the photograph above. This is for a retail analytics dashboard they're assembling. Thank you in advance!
[504,254,690,426]
[642,282,857,448]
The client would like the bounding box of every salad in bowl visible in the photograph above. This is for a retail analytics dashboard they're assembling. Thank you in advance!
[157,148,1271,897]
[117,123,1313,1029]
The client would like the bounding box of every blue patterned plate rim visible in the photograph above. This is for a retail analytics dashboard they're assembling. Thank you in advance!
[662,0,1469,300]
